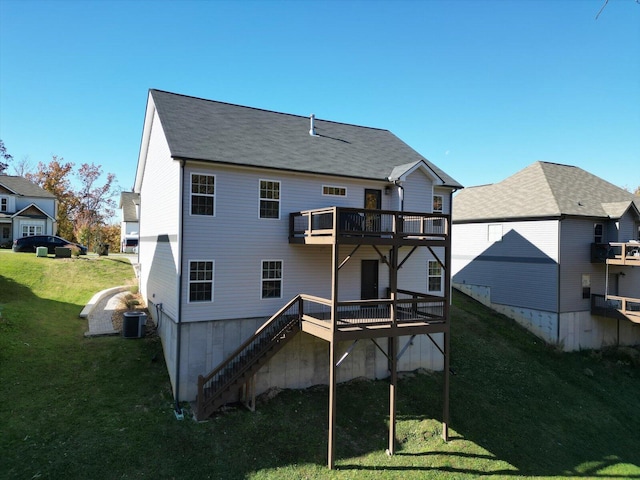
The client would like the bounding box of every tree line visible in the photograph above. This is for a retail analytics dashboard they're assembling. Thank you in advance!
[1,140,121,252]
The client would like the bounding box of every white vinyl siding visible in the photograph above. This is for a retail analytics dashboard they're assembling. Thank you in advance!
[180,163,446,321]
[402,170,432,212]
[138,107,182,320]
[488,224,503,242]
[452,220,560,312]
[559,218,607,313]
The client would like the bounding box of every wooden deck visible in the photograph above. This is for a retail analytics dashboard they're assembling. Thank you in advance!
[298,292,448,341]
[290,207,449,246]
[591,294,640,323]
[606,242,640,266]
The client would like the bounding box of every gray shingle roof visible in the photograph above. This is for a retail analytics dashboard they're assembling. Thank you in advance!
[149,89,462,187]
[119,191,140,222]
[453,161,638,222]
[0,175,56,198]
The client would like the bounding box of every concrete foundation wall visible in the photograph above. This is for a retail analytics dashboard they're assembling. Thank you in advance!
[454,283,640,351]
[159,313,445,402]
[559,311,640,351]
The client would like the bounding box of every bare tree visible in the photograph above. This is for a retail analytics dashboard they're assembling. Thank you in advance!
[0,140,13,174]
[11,155,34,177]
[596,0,640,19]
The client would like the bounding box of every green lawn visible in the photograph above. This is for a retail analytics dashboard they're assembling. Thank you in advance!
[1,249,639,479]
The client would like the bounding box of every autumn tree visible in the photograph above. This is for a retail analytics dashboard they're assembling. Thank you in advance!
[0,140,13,174]
[25,157,119,249]
[26,157,79,241]
[99,223,122,252]
[74,163,118,251]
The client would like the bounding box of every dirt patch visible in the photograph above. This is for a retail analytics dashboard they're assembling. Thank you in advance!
[111,291,154,336]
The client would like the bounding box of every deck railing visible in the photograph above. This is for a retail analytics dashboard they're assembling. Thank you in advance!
[290,207,449,242]
[300,290,446,329]
[591,294,640,323]
[607,242,640,266]
[196,296,302,419]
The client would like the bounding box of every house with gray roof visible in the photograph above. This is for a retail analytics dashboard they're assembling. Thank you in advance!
[133,89,462,455]
[452,161,640,351]
[118,191,139,253]
[0,175,57,246]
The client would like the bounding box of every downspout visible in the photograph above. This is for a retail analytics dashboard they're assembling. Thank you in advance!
[394,181,404,212]
[174,159,185,417]
[557,220,562,344]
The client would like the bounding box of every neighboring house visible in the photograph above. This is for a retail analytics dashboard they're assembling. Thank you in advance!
[0,175,57,246]
[119,191,140,253]
[133,89,462,463]
[452,161,640,351]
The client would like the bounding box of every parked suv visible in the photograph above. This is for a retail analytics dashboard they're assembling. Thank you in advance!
[12,235,88,255]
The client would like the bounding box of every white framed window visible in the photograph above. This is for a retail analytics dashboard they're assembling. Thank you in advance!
[432,195,443,213]
[428,260,442,292]
[582,274,591,300]
[191,173,215,216]
[488,224,503,243]
[594,223,603,243]
[259,179,280,219]
[189,260,214,302]
[261,260,282,299]
[0,197,7,212]
[323,185,347,197]
[21,223,43,237]
[432,194,445,229]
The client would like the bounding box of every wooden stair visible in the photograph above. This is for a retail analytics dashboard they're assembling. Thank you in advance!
[196,296,302,420]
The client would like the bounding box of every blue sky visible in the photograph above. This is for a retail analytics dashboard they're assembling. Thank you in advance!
[1,0,639,209]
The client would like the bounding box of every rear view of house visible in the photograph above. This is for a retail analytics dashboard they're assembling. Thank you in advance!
[452,161,640,351]
[133,89,462,466]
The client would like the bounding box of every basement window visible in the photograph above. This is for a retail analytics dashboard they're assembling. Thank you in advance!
[189,261,214,302]
[261,260,282,299]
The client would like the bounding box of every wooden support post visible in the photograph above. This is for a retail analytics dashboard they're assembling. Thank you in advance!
[442,217,452,441]
[328,340,337,469]
[328,241,339,469]
[388,244,398,455]
[442,326,450,441]
[388,336,398,455]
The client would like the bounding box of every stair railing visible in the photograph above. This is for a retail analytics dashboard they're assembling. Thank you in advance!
[197,295,302,419]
